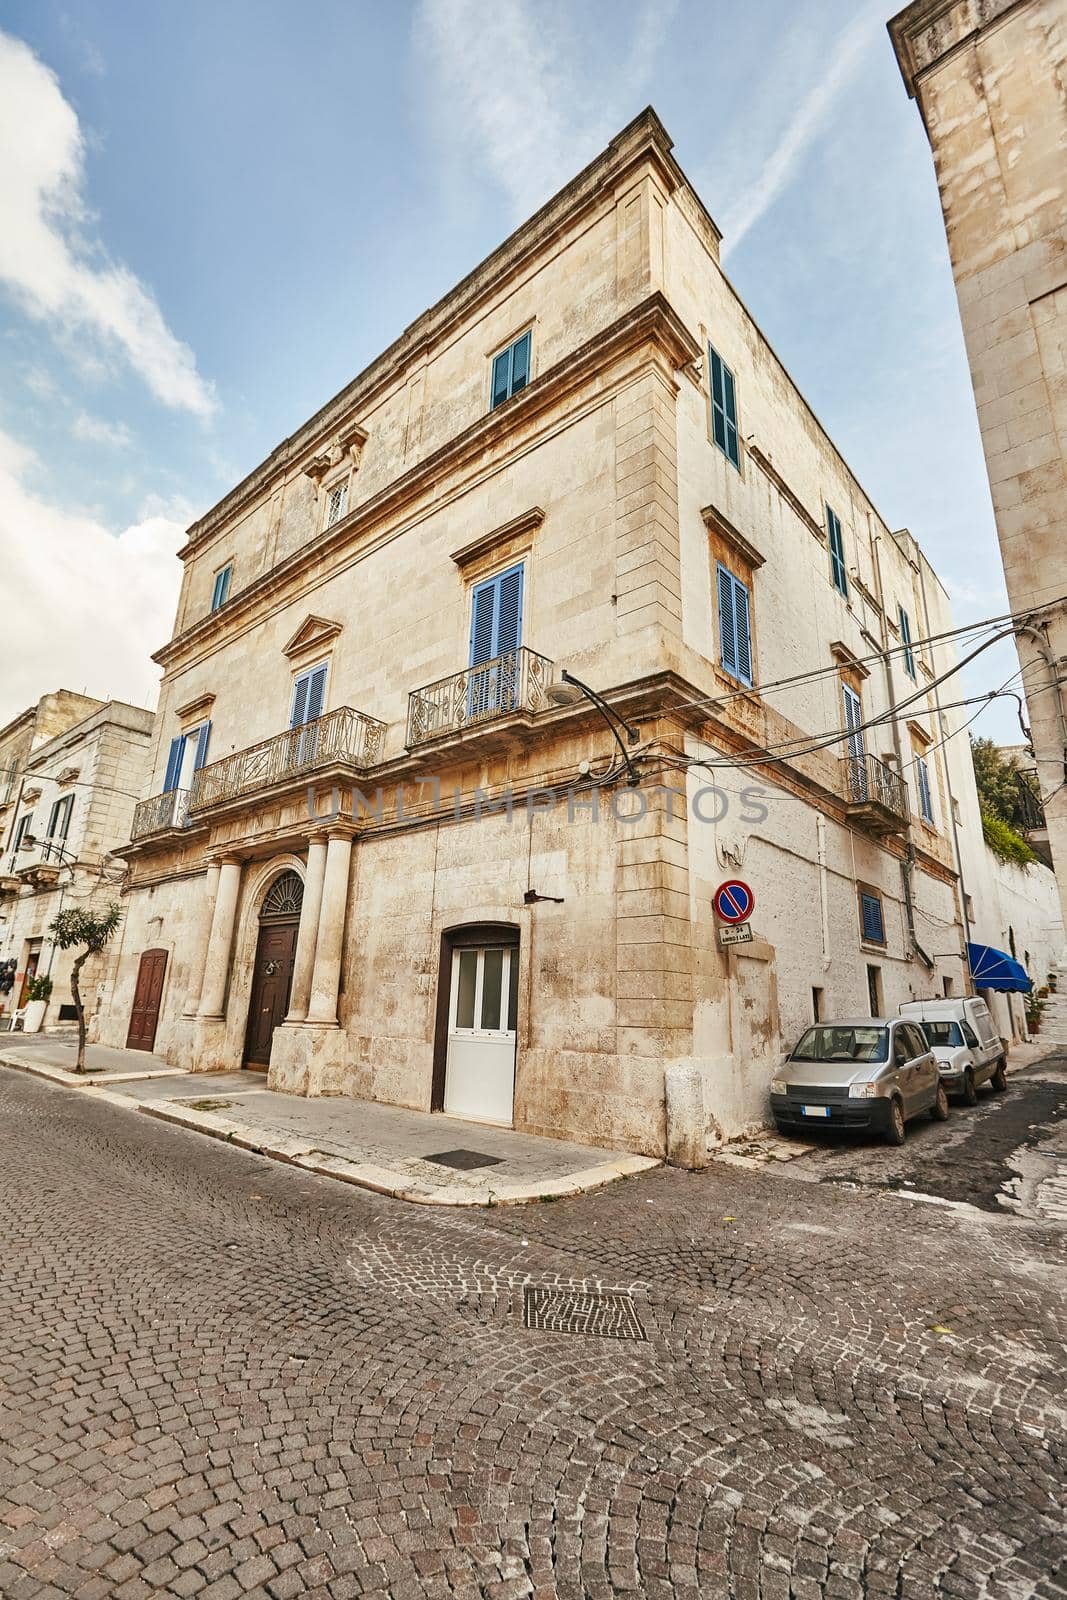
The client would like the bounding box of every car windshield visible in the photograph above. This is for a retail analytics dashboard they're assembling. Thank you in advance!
[790,1025,888,1063]
[920,1020,964,1048]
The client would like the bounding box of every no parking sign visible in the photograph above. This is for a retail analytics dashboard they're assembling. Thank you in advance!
[714,879,755,924]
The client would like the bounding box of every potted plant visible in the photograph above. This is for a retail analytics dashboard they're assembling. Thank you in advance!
[1026,996,1044,1035]
[22,973,53,1034]
[1048,973,1058,993]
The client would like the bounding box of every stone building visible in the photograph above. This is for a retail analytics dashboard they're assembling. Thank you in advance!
[103,110,1012,1154]
[889,0,1067,947]
[0,699,154,1031]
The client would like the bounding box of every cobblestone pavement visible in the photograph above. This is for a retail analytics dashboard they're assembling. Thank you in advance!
[1,1066,1065,1600]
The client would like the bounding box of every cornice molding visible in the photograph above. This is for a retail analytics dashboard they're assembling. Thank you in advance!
[283,615,344,660]
[700,504,766,571]
[747,445,826,543]
[178,108,704,554]
[155,294,700,672]
[830,641,871,681]
[888,0,1028,97]
[451,507,545,570]
[175,692,216,725]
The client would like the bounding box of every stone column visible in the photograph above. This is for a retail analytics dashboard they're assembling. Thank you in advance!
[306,827,354,1026]
[197,856,242,1020]
[285,834,328,1023]
[183,860,221,1016]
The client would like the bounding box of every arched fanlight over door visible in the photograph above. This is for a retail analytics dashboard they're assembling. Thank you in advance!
[259,870,303,921]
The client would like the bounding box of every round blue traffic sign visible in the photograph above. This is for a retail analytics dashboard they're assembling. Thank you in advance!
[714,879,754,923]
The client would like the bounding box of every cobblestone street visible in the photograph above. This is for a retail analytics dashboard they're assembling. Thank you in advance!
[1,1061,1065,1600]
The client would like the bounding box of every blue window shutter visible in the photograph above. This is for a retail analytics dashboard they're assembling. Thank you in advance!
[307,666,327,723]
[290,675,309,728]
[510,332,530,395]
[470,577,498,667]
[163,735,185,793]
[193,722,211,771]
[491,350,510,410]
[709,344,740,468]
[733,577,752,686]
[918,756,933,822]
[861,893,884,943]
[828,508,848,596]
[899,606,915,678]
[716,564,737,677]
[496,566,523,656]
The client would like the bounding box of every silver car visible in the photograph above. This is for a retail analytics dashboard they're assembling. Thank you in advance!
[771,1017,949,1145]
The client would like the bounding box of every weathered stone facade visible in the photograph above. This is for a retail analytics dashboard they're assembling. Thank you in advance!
[0,699,154,1031]
[890,0,1067,946]
[101,111,1006,1154]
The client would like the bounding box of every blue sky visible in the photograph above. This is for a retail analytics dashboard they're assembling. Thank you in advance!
[0,0,1021,735]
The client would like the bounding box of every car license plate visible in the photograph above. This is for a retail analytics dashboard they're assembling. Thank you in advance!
[801,1104,830,1118]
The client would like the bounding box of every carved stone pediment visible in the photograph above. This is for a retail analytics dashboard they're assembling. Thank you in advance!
[283,615,343,660]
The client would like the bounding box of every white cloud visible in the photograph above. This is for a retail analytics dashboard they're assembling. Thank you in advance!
[72,411,132,448]
[0,30,216,417]
[413,0,673,221]
[0,428,186,722]
[719,7,884,256]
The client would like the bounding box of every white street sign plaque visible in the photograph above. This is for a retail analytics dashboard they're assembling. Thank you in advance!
[718,921,753,947]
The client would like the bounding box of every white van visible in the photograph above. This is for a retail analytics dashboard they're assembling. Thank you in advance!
[898,998,1007,1103]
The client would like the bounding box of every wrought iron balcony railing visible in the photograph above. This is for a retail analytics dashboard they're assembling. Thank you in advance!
[188,705,386,815]
[406,648,555,748]
[131,786,190,841]
[841,752,908,828]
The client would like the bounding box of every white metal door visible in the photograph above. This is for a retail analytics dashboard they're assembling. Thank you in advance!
[444,945,518,1124]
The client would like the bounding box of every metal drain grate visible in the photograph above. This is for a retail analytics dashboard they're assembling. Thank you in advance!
[523,1285,646,1340]
[426,1149,505,1171]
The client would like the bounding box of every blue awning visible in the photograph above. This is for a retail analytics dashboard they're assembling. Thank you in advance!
[967,943,1031,993]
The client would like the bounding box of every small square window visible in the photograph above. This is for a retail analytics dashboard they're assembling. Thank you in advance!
[325,479,349,529]
[490,331,532,410]
[210,564,232,612]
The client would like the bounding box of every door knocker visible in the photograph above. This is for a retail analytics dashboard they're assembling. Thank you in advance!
[264,960,278,977]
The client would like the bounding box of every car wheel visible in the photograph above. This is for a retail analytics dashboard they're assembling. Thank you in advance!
[885,1097,906,1146]
[931,1081,950,1121]
[962,1068,978,1106]
[991,1058,1008,1093]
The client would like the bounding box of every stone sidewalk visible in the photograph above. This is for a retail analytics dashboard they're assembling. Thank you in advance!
[0,1041,657,1206]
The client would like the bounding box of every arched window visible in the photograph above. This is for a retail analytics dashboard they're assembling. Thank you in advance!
[260,870,303,921]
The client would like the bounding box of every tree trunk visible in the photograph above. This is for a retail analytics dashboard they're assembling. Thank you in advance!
[71,949,91,1073]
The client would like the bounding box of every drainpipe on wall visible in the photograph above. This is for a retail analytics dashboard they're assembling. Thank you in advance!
[915,552,976,994]
[900,848,935,973]
[816,814,831,971]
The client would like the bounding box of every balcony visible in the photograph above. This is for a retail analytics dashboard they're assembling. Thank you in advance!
[406,648,555,749]
[188,705,386,816]
[131,786,190,841]
[841,753,909,836]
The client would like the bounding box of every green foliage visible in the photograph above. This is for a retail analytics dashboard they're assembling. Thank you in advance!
[970,737,1033,830]
[26,974,52,1002]
[49,904,122,953]
[980,810,1037,869]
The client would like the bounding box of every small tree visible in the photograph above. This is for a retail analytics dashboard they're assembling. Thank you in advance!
[49,904,121,1074]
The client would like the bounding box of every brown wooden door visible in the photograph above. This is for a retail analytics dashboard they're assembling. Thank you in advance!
[126,948,168,1051]
[244,921,298,1067]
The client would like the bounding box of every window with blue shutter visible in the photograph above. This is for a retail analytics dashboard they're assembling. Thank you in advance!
[843,685,864,759]
[899,605,916,678]
[716,563,753,687]
[916,754,934,824]
[708,345,740,469]
[47,795,73,844]
[490,331,532,411]
[211,565,232,612]
[291,663,328,728]
[468,564,524,718]
[163,735,185,793]
[860,891,885,945]
[827,506,848,596]
[193,722,211,772]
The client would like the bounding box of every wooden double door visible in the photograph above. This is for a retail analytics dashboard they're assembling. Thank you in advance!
[244,920,298,1068]
[127,948,167,1051]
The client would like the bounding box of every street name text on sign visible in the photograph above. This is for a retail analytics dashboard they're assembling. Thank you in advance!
[718,922,753,948]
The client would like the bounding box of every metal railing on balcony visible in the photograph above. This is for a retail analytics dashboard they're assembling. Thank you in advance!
[188,705,387,815]
[131,786,190,841]
[841,752,908,821]
[406,648,555,748]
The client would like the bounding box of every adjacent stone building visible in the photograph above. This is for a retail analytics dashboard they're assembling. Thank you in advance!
[889,0,1067,947]
[0,699,154,1032]
[103,110,1016,1154]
